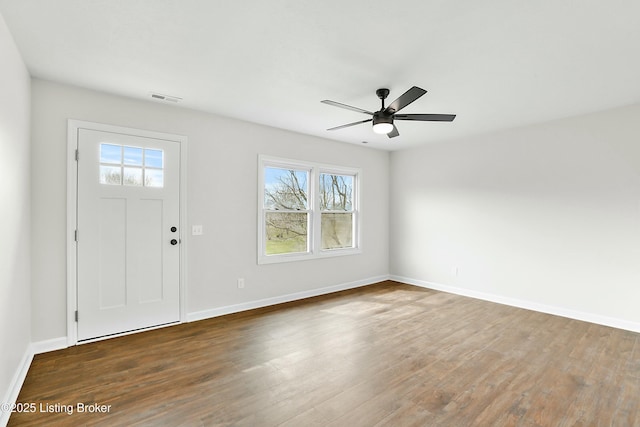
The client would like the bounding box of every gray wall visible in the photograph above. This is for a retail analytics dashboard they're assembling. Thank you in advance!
[30,79,390,341]
[390,104,640,327]
[0,12,31,415]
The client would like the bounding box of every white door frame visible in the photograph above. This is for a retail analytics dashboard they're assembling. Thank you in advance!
[67,120,188,346]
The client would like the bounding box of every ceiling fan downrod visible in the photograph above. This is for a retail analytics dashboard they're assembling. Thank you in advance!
[376,88,390,111]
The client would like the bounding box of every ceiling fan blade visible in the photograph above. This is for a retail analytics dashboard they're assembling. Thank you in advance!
[383,86,427,115]
[321,100,374,116]
[327,118,372,131]
[394,113,456,122]
[387,125,400,138]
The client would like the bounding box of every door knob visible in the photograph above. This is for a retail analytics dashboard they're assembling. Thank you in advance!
[170,239,178,245]
[170,226,177,232]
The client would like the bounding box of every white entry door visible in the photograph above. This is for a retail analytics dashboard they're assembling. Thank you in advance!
[76,128,181,341]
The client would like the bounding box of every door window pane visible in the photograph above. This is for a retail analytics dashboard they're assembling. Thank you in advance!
[145,149,163,168]
[100,144,121,164]
[123,167,143,186]
[100,165,122,185]
[145,169,164,188]
[123,146,143,166]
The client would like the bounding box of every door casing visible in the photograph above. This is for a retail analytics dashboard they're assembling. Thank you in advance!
[67,120,188,345]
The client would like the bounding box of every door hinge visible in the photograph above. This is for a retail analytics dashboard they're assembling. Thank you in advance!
[74,230,78,242]
[75,310,78,322]
[75,149,79,161]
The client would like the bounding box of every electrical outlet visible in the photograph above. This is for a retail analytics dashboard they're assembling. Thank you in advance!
[452,267,459,277]
[237,278,245,289]
[192,225,203,235]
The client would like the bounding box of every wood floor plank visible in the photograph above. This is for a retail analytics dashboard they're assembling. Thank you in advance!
[8,281,640,426]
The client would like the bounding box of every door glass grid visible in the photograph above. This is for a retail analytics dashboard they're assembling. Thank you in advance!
[99,143,164,187]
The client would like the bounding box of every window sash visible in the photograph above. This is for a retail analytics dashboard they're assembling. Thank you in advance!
[321,212,354,250]
[263,210,311,255]
[263,166,310,210]
[319,172,354,212]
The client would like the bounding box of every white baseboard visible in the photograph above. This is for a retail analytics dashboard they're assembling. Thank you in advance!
[390,275,640,333]
[1,346,33,427]
[187,275,389,323]
[31,337,68,355]
[0,337,68,427]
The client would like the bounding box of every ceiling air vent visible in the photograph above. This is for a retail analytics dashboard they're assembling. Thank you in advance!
[150,92,182,103]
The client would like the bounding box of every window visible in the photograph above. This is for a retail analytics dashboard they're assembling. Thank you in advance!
[99,143,164,187]
[259,156,360,264]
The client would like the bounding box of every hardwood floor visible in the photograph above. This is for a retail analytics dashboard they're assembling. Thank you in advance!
[9,281,640,426]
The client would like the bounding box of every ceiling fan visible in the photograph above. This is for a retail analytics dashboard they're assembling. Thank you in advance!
[321,86,455,138]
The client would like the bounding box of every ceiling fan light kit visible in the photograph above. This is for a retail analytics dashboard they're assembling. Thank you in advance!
[372,113,394,134]
[322,86,456,139]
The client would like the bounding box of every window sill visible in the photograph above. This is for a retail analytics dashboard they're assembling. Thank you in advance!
[258,247,362,265]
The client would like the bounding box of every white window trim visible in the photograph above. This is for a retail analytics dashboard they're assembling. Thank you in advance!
[258,155,361,264]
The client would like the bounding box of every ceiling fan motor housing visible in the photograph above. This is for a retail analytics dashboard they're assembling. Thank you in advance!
[373,111,393,126]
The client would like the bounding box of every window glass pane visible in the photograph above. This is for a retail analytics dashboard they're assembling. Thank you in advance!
[123,146,143,166]
[321,213,353,249]
[265,212,308,255]
[145,149,163,168]
[264,167,308,210]
[100,144,121,164]
[100,165,122,185]
[145,169,164,188]
[123,167,143,186]
[320,174,353,211]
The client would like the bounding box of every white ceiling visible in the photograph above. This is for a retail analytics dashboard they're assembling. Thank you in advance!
[1,0,640,150]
